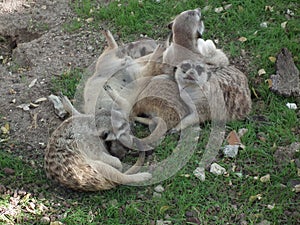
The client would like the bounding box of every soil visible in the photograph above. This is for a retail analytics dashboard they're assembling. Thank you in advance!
[0,0,105,159]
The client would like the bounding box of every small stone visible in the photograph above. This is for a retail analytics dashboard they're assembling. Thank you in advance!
[286,103,297,109]
[238,128,248,138]
[153,192,162,199]
[50,222,64,225]
[223,145,239,158]
[154,185,164,193]
[281,21,288,29]
[156,220,171,225]
[260,174,270,183]
[40,216,51,224]
[256,220,271,225]
[214,7,224,13]
[3,167,15,175]
[293,184,300,193]
[193,167,205,181]
[210,163,226,175]
[260,22,268,28]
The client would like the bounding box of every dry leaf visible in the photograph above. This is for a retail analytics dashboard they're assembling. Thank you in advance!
[251,87,259,98]
[1,123,10,134]
[224,4,232,10]
[238,37,247,42]
[226,130,241,145]
[85,17,94,23]
[258,69,266,76]
[34,97,47,103]
[265,79,273,88]
[28,78,37,88]
[268,56,276,63]
[249,194,262,203]
[160,205,170,214]
[267,204,275,210]
[265,6,274,12]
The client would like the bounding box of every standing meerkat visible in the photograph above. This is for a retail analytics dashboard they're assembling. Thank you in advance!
[163,8,229,67]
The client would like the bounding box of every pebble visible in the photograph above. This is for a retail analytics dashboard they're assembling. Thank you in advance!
[154,185,164,193]
[223,145,239,158]
[210,163,226,175]
[40,216,51,224]
[260,174,270,183]
[193,167,205,181]
[153,192,162,199]
[260,22,268,28]
[156,220,172,225]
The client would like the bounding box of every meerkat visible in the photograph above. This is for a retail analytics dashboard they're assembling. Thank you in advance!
[163,8,229,67]
[45,92,169,191]
[104,83,168,151]
[44,114,152,191]
[131,61,251,132]
[83,30,170,115]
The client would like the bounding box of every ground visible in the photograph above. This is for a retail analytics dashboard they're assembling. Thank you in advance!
[0,0,299,224]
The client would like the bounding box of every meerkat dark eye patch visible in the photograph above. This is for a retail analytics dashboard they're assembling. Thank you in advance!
[181,62,192,73]
[195,65,205,75]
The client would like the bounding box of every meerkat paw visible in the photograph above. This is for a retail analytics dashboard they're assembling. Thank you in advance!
[130,172,152,183]
[197,39,217,57]
[150,44,165,61]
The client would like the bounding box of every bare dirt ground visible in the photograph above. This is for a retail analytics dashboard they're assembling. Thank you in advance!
[0,0,105,160]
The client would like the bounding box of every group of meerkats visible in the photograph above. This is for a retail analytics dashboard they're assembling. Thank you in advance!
[44,9,252,191]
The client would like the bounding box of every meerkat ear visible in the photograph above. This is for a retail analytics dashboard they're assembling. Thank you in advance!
[167,21,174,29]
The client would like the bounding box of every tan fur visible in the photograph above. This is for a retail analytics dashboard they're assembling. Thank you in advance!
[163,8,229,67]
[45,115,152,191]
[83,30,170,115]
[131,61,251,132]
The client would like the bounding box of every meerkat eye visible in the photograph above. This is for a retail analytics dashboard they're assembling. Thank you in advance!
[101,130,110,140]
[181,63,192,73]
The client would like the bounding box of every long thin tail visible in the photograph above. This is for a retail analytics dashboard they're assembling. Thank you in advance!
[124,117,168,175]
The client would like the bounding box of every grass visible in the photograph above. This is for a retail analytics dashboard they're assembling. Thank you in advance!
[1,0,300,224]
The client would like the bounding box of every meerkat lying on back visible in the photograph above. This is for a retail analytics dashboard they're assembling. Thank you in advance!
[163,8,229,67]
[84,30,171,115]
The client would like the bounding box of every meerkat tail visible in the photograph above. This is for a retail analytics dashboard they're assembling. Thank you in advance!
[102,30,118,49]
[59,94,81,116]
[124,151,146,175]
[133,116,153,126]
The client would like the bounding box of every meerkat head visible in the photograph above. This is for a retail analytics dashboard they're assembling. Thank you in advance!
[168,8,205,43]
[175,60,208,89]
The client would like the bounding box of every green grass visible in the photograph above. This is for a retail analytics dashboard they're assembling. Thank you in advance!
[51,68,83,99]
[1,0,299,224]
